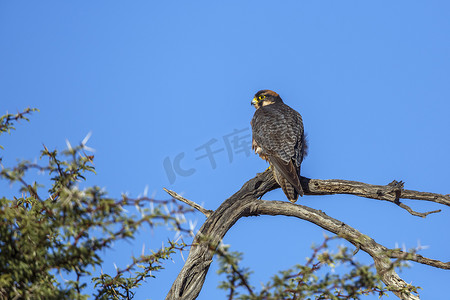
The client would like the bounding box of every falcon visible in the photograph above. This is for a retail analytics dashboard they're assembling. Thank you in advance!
[251,90,307,203]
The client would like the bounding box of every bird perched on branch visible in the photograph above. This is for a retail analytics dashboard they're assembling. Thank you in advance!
[250,90,307,203]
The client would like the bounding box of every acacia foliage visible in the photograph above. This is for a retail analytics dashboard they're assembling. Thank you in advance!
[215,236,388,300]
[0,109,193,299]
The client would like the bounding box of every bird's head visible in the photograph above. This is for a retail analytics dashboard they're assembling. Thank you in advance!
[251,90,282,109]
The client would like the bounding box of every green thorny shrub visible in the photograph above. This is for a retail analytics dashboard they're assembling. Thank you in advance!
[214,235,406,300]
[0,108,195,299]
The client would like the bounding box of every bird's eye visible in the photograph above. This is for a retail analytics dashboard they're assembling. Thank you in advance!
[258,95,266,100]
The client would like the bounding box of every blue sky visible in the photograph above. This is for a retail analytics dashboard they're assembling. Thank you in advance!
[1,1,449,299]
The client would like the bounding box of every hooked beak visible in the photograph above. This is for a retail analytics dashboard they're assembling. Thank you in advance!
[251,97,258,106]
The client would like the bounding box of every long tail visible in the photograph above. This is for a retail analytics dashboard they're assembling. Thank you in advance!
[272,167,303,203]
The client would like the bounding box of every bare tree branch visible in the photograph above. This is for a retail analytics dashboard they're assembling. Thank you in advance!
[163,188,213,218]
[303,178,449,216]
[389,250,450,270]
[165,170,449,300]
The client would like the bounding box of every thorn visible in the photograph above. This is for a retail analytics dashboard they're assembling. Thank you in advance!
[81,131,92,146]
[143,185,149,197]
[65,139,72,150]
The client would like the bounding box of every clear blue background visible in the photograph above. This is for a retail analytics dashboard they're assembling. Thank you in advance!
[1,1,449,299]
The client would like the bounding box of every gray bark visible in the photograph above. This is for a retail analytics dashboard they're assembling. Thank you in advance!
[165,170,450,300]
